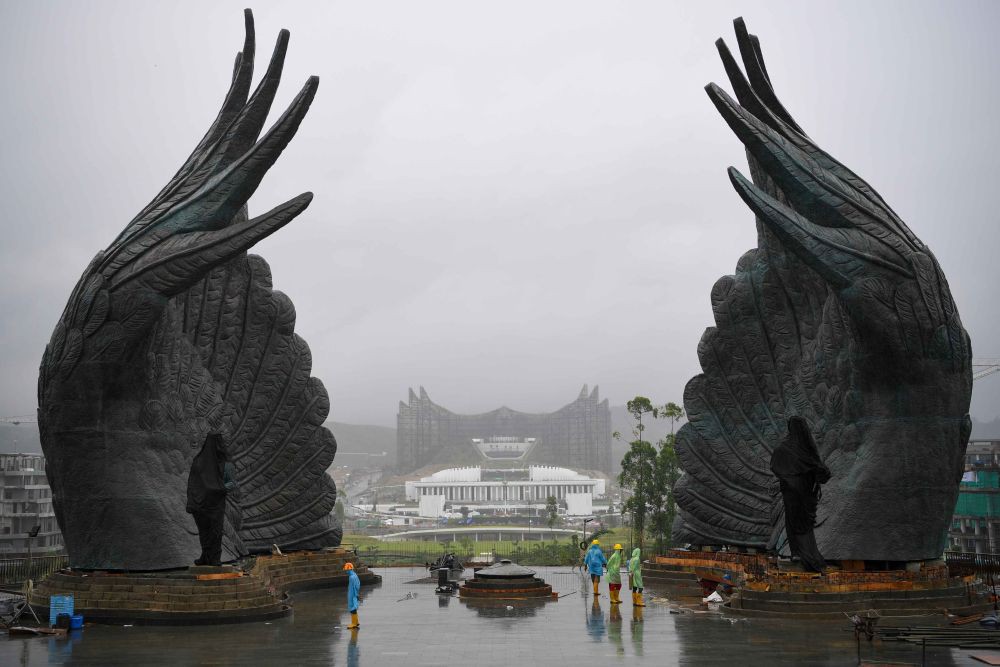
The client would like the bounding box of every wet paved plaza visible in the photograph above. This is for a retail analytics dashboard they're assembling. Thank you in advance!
[0,567,993,666]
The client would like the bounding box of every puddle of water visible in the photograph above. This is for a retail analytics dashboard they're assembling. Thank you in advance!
[0,567,982,666]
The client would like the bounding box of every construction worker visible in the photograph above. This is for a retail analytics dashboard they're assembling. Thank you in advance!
[629,547,645,606]
[607,543,624,604]
[345,562,361,629]
[584,539,607,596]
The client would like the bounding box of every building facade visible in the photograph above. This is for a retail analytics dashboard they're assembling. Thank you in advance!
[0,453,63,555]
[396,385,612,473]
[949,439,1000,554]
[405,465,607,517]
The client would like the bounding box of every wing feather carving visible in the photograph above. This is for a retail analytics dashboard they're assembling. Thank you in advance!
[39,10,341,569]
[673,18,971,561]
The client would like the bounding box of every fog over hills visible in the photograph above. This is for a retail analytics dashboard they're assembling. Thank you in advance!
[0,404,674,472]
[0,421,400,459]
[325,422,397,468]
[8,408,1000,463]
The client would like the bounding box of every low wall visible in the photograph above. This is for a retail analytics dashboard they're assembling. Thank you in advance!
[28,548,379,625]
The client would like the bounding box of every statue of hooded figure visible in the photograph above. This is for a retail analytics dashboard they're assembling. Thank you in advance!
[186,433,237,566]
[769,416,831,573]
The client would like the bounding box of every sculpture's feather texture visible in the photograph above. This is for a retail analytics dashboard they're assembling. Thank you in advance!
[38,10,340,570]
[175,254,340,551]
[672,18,972,561]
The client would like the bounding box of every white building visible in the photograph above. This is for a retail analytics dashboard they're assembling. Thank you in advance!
[0,453,63,554]
[405,465,606,517]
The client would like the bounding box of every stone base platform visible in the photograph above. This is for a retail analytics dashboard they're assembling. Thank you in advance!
[648,549,994,620]
[251,549,381,592]
[29,548,379,625]
[642,559,705,598]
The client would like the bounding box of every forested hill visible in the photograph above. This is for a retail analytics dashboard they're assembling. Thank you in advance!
[0,421,398,462]
[325,421,397,466]
[7,413,1000,464]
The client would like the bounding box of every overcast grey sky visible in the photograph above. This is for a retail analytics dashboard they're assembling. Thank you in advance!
[1,0,999,427]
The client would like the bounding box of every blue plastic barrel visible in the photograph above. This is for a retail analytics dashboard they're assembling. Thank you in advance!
[70,613,84,629]
[49,595,74,626]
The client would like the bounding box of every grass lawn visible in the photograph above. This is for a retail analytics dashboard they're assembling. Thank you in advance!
[341,526,648,567]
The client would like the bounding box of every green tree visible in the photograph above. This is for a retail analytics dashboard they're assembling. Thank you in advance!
[619,440,657,550]
[617,397,685,554]
[652,402,684,552]
[618,397,658,551]
[649,433,681,553]
[657,401,684,436]
[626,396,655,439]
[545,495,560,528]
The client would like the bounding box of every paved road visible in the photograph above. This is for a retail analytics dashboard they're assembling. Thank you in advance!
[0,567,980,666]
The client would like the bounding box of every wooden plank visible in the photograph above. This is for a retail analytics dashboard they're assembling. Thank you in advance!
[953,613,985,625]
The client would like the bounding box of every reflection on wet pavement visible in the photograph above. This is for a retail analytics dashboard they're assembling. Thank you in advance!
[0,567,984,665]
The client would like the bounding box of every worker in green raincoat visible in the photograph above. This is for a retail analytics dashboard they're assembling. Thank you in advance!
[606,543,624,604]
[628,547,644,606]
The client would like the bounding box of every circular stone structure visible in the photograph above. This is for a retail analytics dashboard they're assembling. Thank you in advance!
[459,559,553,599]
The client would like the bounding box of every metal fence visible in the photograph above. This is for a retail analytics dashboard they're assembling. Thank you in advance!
[945,550,1000,577]
[0,555,68,587]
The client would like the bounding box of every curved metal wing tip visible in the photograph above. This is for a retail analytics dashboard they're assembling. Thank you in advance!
[242,8,255,64]
[729,16,804,135]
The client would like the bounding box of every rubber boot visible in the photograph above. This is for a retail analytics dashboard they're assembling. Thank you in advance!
[347,611,360,629]
[592,579,599,596]
[634,591,645,607]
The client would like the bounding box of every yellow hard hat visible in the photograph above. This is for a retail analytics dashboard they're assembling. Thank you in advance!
[343,562,354,570]
[614,543,622,550]
[592,539,599,545]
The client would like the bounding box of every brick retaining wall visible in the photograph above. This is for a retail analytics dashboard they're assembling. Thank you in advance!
[29,548,379,625]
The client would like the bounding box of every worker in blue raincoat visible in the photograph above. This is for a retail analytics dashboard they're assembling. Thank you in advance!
[345,562,361,628]
[584,539,607,596]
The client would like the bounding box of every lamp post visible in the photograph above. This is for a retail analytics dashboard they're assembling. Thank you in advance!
[27,524,41,580]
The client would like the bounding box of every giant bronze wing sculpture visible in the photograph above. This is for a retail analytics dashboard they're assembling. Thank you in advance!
[672,18,972,561]
[37,10,341,570]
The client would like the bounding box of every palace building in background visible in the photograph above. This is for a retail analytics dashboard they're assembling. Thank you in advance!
[396,385,612,474]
